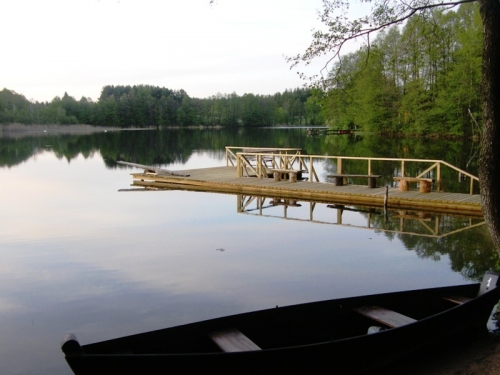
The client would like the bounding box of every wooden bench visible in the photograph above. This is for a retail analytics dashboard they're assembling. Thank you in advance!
[443,296,472,305]
[268,169,300,182]
[354,306,417,328]
[393,177,433,193]
[444,274,499,305]
[210,328,261,352]
[327,174,382,188]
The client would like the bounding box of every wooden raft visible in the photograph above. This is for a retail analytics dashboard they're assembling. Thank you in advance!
[126,165,482,215]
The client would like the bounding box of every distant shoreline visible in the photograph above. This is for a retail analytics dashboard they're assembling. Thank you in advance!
[0,124,155,138]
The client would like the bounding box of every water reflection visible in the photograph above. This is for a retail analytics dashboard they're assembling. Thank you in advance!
[234,193,496,280]
[237,195,485,239]
[120,183,497,282]
[0,127,495,375]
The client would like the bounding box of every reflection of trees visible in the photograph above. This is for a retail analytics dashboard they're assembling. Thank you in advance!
[0,136,44,167]
[398,224,498,282]
[239,193,497,282]
[3,129,479,188]
[370,210,498,282]
[0,128,311,168]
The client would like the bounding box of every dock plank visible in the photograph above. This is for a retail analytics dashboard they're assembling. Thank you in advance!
[128,166,481,215]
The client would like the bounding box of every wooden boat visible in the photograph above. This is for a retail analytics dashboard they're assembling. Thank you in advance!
[62,272,500,374]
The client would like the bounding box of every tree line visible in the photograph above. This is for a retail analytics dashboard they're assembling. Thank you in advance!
[322,4,483,137]
[0,85,323,128]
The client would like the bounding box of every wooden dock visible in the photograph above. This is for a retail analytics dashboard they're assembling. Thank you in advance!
[125,165,482,216]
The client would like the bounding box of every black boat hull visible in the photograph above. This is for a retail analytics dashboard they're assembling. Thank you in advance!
[63,275,500,374]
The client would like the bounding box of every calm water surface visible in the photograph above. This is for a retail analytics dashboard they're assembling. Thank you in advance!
[0,128,496,374]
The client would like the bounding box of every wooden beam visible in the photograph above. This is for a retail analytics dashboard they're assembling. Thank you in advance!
[210,328,261,352]
[354,306,416,328]
[117,161,190,177]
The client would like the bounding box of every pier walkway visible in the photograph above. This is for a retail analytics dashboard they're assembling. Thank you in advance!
[124,165,482,216]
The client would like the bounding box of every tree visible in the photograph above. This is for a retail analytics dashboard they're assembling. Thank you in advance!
[290,0,500,248]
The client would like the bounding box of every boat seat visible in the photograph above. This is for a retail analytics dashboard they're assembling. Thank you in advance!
[443,295,472,305]
[354,306,417,328]
[210,328,261,352]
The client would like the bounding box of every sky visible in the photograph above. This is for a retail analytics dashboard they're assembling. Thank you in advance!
[1,0,335,103]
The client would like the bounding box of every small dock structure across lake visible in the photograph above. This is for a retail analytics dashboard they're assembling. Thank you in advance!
[306,128,353,136]
[118,147,482,216]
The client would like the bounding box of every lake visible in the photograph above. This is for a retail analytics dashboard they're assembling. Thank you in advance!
[0,127,496,374]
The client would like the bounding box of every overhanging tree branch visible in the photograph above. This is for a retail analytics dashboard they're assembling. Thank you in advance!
[288,0,478,85]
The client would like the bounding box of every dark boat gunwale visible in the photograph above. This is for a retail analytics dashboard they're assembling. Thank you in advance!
[62,272,500,374]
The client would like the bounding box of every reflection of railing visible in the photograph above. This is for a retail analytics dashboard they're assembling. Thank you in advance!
[226,147,479,194]
[237,194,485,238]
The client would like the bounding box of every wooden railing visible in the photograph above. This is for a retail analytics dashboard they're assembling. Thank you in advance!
[226,147,479,194]
[225,146,306,178]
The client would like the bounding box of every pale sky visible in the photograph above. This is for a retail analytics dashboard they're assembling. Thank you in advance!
[1,0,333,102]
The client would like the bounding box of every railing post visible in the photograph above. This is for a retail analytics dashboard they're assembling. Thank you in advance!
[437,163,442,192]
[368,159,372,175]
[470,178,474,195]
[338,157,343,174]
[257,154,262,179]
[309,156,313,183]
[236,153,242,177]
[401,160,405,177]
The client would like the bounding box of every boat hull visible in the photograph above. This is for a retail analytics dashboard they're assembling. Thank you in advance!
[63,279,500,374]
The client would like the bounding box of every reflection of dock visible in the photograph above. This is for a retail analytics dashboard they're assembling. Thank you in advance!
[237,195,485,238]
[124,165,482,215]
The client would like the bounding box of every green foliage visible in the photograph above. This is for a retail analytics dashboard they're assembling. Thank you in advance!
[319,4,482,135]
[0,86,321,128]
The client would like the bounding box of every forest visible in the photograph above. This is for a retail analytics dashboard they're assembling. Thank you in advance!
[0,4,483,136]
[322,3,482,137]
[0,86,320,128]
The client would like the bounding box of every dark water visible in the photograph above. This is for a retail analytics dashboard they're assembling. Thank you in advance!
[0,127,495,374]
